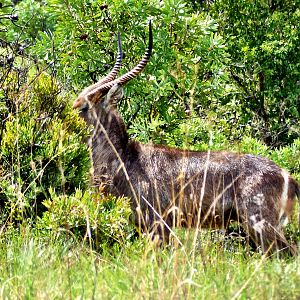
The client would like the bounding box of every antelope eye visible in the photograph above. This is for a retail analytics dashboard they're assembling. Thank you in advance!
[79,103,89,113]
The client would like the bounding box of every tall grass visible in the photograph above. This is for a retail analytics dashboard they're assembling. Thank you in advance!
[0,227,299,299]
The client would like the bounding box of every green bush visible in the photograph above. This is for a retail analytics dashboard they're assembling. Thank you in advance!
[207,0,300,146]
[0,71,90,221]
[37,188,134,251]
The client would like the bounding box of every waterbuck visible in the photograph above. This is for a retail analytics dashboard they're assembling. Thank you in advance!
[73,23,299,256]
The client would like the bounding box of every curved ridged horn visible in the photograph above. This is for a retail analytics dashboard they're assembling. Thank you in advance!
[87,21,153,101]
[73,31,123,105]
[97,30,123,85]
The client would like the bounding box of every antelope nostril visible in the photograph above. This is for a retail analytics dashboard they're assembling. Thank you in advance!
[72,99,81,109]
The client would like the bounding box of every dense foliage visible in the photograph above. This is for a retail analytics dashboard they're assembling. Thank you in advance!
[208,0,300,146]
[3,0,299,146]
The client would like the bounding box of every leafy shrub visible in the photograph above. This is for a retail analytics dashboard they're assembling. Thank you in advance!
[37,188,134,250]
[0,71,90,222]
[207,0,300,146]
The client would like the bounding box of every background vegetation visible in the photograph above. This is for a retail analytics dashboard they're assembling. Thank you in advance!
[0,0,299,298]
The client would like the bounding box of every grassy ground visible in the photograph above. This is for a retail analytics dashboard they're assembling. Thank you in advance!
[0,228,299,299]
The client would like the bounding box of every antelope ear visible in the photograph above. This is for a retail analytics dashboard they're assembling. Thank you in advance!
[104,84,124,107]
